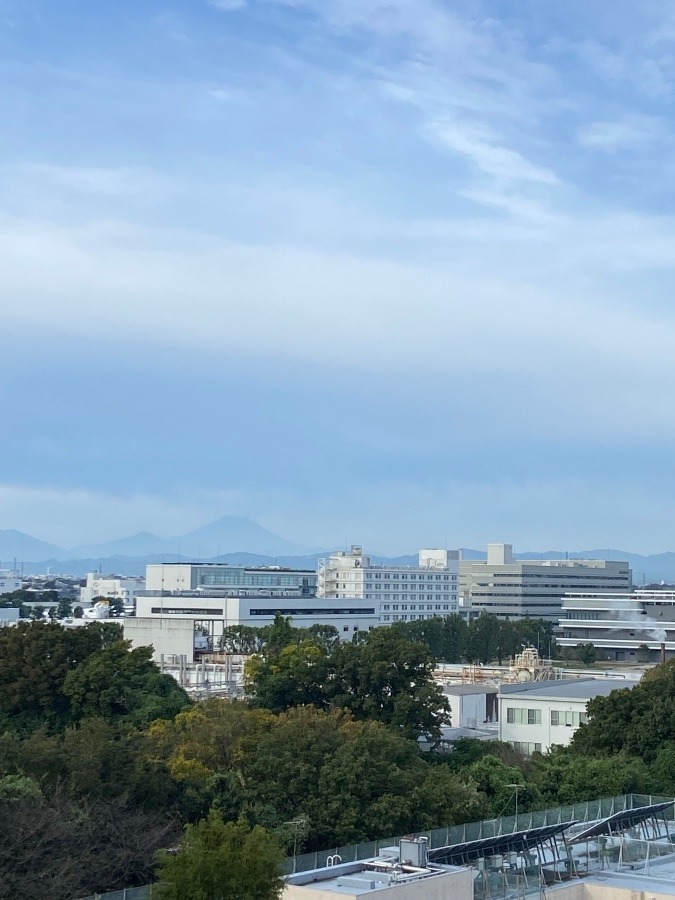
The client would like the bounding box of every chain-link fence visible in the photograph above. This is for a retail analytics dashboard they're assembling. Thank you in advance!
[75,794,675,893]
[75,885,156,900]
[282,793,674,875]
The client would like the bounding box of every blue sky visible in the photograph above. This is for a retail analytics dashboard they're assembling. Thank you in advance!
[3,0,675,553]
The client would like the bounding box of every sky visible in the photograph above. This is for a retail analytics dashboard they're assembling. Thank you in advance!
[3,0,675,554]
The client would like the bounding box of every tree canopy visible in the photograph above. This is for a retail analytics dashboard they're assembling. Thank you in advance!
[155,811,284,900]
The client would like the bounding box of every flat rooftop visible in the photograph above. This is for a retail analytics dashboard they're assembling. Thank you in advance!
[284,854,468,896]
[500,678,633,702]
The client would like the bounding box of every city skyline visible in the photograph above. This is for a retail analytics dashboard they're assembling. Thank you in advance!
[4,1,675,552]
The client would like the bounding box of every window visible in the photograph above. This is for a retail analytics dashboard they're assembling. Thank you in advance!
[511,741,542,756]
[343,626,349,632]
[551,710,587,727]
[506,708,541,725]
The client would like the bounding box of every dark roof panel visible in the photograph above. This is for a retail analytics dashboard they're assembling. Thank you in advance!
[428,822,576,866]
[570,802,674,844]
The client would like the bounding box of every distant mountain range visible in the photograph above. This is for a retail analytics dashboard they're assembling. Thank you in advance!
[0,516,317,569]
[2,518,675,582]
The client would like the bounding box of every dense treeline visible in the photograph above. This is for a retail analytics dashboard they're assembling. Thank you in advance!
[1,617,675,899]
[221,614,558,665]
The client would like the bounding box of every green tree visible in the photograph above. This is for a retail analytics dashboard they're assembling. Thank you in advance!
[64,642,190,728]
[637,643,650,663]
[329,628,449,740]
[529,747,648,806]
[576,643,597,665]
[468,756,539,817]
[247,641,331,713]
[0,621,126,734]
[56,597,73,618]
[305,624,340,651]
[466,615,500,664]
[73,606,84,618]
[219,625,265,654]
[571,661,675,761]
[155,811,284,900]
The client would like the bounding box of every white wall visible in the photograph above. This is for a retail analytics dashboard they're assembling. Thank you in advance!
[124,617,195,660]
[0,575,21,595]
[499,695,588,753]
[145,565,194,592]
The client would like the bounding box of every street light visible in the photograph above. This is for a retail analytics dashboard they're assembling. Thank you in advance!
[507,784,522,821]
[283,817,308,874]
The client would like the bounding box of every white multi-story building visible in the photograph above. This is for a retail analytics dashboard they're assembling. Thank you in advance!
[145,562,316,596]
[126,592,379,660]
[0,570,21,595]
[317,546,459,623]
[559,590,675,662]
[460,544,632,622]
[80,573,145,608]
[498,678,637,755]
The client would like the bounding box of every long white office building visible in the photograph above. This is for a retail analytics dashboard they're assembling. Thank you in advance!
[460,543,632,622]
[317,546,459,622]
[559,590,675,662]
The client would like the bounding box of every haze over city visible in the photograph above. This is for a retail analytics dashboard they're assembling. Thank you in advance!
[4,1,675,553]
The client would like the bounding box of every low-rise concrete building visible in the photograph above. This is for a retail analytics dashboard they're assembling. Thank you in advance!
[0,570,21,595]
[441,683,498,728]
[126,593,380,661]
[80,573,145,609]
[498,678,636,755]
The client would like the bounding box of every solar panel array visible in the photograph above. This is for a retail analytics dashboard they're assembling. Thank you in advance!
[569,801,674,844]
[427,822,576,866]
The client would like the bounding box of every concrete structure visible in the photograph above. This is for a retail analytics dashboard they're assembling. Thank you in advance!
[460,544,631,622]
[284,796,675,900]
[145,562,316,596]
[126,592,380,661]
[559,590,675,662]
[0,608,20,627]
[0,570,21,595]
[284,838,472,899]
[318,546,459,623]
[80,573,145,609]
[499,678,636,755]
[441,683,498,728]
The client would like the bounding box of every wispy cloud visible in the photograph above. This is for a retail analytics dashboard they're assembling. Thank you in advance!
[208,0,246,10]
[577,114,665,151]
[429,119,559,185]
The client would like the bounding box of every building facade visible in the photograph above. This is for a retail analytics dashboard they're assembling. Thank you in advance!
[460,544,631,622]
[498,678,636,754]
[80,573,145,608]
[559,590,675,662]
[317,546,459,623]
[145,562,316,596]
[127,591,380,660]
[0,570,21,595]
